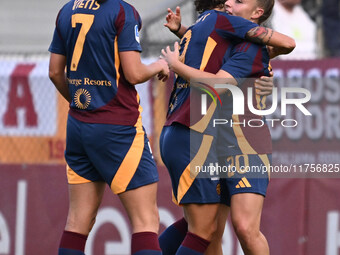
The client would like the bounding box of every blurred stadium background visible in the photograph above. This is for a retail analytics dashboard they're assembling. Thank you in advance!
[0,0,339,254]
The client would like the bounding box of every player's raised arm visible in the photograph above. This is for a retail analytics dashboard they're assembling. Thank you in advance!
[245,26,296,56]
[165,6,295,57]
[164,6,187,39]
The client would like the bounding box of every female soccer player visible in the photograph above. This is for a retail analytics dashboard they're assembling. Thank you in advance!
[159,0,294,254]
[48,0,169,254]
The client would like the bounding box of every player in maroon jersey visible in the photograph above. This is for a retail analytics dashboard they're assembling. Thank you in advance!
[159,0,294,254]
[49,0,169,254]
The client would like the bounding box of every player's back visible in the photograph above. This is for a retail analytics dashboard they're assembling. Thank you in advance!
[180,11,234,73]
[49,0,143,125]
[220,41,271,115]
[217,42,272,156]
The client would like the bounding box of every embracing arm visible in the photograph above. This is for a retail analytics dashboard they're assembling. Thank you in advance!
[162,42,274,95]
[162,42,237,93]
[170,59,237,86]
[49,53,71,102]
[245,27,296,56]
[167,59,237,94]
[119,51,169,85]
[169,59,274,95]
[165,7,295,57]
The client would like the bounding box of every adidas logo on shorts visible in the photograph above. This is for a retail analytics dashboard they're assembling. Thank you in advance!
[236,177,252,188]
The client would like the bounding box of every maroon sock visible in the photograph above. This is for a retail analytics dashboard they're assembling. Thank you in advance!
[181,232,210,253]
[131,232,162,254]
[59,231,88,252]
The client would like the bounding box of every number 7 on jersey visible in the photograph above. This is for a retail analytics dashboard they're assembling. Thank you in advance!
[71,14,94,71]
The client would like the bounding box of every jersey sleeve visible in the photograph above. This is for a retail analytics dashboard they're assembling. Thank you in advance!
[115,2,142,52]
[215,13,258,40]
[221,42,265,84]
[48,10,66,55]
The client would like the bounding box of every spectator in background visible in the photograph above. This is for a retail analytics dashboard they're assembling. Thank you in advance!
[322,0,340,57]
[271,0,318,59]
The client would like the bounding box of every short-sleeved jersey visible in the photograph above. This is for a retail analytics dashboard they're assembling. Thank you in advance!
[49,0,143,125]
[217,42,272,156]
[164,10,258,129]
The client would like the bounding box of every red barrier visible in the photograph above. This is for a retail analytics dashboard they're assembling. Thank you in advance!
[0,165,181,255]
[1,166,340,254]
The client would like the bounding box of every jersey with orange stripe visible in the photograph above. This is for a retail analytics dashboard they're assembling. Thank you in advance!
[49,0,158,191]
[49,0,143,125]
[164,10,258,129]
[217,42,272,157]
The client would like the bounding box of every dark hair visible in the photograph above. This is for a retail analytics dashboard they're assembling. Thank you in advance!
[97,0,107,3]
[257,0,275,24]
[194,0,226,14]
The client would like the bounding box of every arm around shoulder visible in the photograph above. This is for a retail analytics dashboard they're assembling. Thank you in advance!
[245,26,296,56]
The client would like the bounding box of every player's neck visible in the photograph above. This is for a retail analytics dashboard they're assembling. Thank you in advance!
[250,18,260,24]
[213,6,226,12]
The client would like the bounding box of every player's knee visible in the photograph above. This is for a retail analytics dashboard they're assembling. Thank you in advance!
[232,221,259,245]
[88,217,97,232]
[211,222,224,241]
[131,207,160,233]
[65,213,97,235]
[147,203,160,225]
[190,220,218,240]
[205,221,218,240]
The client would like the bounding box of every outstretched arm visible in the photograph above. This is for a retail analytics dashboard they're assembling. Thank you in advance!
[120,51,169,85]
[162,42,236,84]
[161,42,236,95]
[246,27,296,56]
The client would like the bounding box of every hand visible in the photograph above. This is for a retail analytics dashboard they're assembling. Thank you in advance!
[255,74,274,96]
[157,58,170,82]
[164,6,181,33]
[161,41,180,70]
